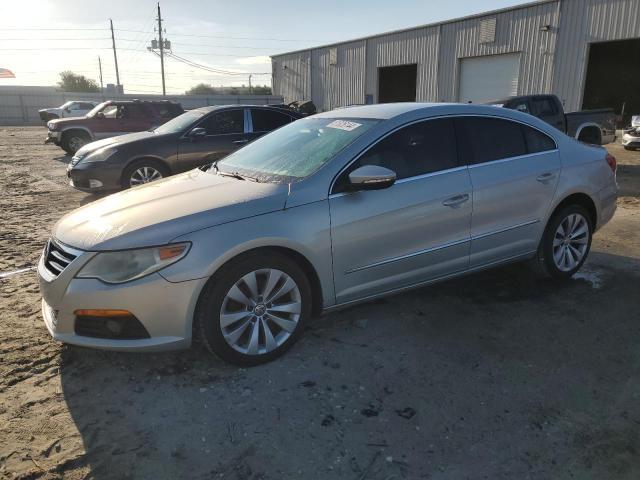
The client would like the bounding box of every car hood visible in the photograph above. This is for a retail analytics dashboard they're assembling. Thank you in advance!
[53,169,289,251]
[74,131,159,156]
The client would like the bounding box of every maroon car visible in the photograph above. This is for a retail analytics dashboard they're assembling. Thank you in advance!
[45,100,184,154]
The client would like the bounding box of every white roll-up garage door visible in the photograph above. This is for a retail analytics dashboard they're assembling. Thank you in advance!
[458,53,521,104]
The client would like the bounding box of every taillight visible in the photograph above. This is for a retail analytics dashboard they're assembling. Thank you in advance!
[605,153,617,173]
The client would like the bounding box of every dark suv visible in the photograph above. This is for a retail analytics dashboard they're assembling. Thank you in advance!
[67,105,302,192]
[45,100,184,154]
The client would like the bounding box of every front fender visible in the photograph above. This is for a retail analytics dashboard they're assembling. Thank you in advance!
[159,200,335,308]
[59,125,95,140]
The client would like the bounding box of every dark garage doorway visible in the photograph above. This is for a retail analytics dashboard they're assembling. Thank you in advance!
[378,64,417,103]
[583,38,640,125]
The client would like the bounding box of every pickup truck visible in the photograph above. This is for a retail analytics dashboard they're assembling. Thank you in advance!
[39,101,98,121]
[45,99,184,154]
[490,94,616,145]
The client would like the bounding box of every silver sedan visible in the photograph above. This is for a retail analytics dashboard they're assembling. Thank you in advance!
[38,103,618,365]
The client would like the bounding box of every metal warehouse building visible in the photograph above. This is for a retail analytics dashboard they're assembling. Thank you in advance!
[271,0,640,120]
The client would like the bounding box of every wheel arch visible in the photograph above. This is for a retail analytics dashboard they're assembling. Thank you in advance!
[60,126,94,140]
[191,245,324,341]
[549,192,598,228]
[575,123,602,145]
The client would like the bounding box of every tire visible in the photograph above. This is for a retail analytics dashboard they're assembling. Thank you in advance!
[121,159,170,189]
[197,251,312,366]
[535,204,593,279]
[61,130,90,154]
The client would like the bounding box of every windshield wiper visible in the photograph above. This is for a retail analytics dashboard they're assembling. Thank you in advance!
[210,161,259,182]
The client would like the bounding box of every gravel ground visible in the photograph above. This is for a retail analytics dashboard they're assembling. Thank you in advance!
[1,127,639,480]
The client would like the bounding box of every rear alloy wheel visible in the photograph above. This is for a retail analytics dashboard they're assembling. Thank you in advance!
[197,252,311,366]
[536,205,593,279]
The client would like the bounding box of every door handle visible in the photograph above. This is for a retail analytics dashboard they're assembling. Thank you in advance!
[536,172,556,183]
[442,194,470,208]
[233,138,249,145]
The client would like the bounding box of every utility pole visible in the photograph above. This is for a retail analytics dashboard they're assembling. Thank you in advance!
[157,3,166,96]
[248,74,253,95]
[109,19,121,88]
[98,56,104,92]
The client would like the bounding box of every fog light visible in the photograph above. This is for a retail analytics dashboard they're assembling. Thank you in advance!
[105,319,124,335]
[89,179,103,188]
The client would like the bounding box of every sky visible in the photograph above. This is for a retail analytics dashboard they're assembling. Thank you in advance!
[0,0,535,95]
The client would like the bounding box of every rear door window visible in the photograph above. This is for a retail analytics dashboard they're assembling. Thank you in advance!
[455,117,527,164]
[522,125,556,153]
[251,109,292,132]
[201,109,244,135]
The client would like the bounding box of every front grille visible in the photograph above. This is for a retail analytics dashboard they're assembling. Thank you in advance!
[43,239,79,278]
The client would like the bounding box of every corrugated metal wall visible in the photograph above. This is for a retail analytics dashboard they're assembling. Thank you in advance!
[553,0,640,112]
[272,0,640,112]
[366,26,440,103]
[437,1,559,102]
[271,52,311,107]
[312,40,366,110]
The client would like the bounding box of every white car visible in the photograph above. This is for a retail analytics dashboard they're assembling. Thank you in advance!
[39,101,98,122]
[622,115,640,151]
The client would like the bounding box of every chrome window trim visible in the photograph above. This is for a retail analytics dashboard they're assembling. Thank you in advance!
[328,113,558,195]
[467,149,559,169]
[328,165,469,199]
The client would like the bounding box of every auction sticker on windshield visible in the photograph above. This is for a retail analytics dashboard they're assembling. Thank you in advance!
[326,120,362,131]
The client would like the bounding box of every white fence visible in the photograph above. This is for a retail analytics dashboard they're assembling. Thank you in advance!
[0,87,284,125]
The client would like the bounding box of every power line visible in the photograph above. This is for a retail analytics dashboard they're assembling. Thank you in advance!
[116,29,322,42]
[165,51,270,75]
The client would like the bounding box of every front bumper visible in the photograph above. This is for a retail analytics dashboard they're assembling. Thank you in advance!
[45,130,62,145]
[67,160,123,192]
[38,244,206,352]
[622,134,640,148]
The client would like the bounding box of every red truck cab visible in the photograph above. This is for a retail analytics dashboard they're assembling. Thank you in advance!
[45,100,184,154]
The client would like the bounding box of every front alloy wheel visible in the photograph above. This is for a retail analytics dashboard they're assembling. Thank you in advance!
[129,166,163,186]
[197,252,311,366]
[220,269,302,355]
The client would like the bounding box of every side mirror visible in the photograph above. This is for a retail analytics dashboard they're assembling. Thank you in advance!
[189,127,207,141]
[96,112,105,119]
[348,165,396,191]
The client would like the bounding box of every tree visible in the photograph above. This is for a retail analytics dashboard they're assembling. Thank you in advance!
[186,83,219,95]
[252,85,272,95]
[58,71,100,92]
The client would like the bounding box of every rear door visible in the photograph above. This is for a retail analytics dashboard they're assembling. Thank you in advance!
[456,116,560,267]
[247,108,294,143]
[330,118,472,304]
[177,108,247,171]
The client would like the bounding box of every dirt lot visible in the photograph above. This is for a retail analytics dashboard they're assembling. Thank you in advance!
[1,127,639,480]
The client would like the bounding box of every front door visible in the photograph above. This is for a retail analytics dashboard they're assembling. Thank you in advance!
[329,118,472,304]
[455,116,561,267]
[178,108,248,171]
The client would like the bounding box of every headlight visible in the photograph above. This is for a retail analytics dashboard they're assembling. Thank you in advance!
[83,146,118,163]
[47,122,56,130]
[76,243,190,284]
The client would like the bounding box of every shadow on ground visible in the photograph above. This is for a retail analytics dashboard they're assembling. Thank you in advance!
[59,252,640,479]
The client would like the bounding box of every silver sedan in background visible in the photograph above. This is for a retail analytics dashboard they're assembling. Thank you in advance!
[38,103,618,365]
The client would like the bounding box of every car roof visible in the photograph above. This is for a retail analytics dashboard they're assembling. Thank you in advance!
[312,102,532,120]
[193,104,303,116]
